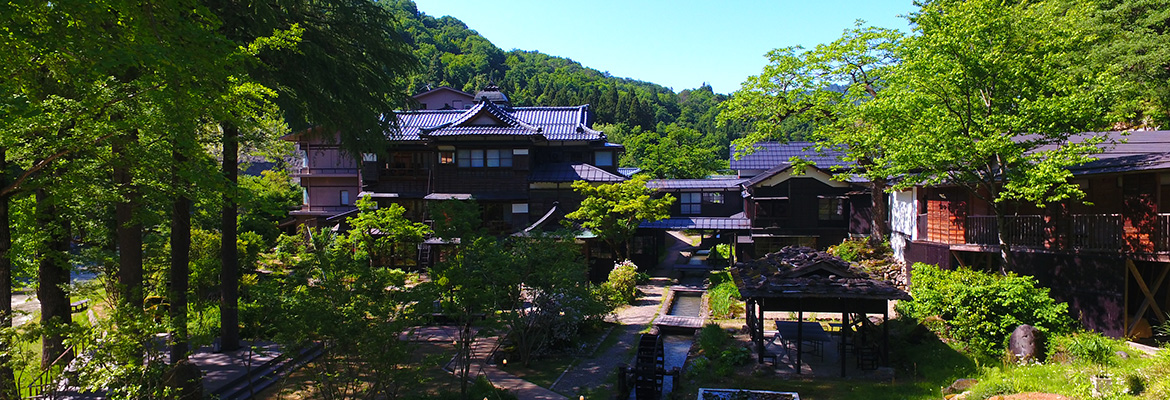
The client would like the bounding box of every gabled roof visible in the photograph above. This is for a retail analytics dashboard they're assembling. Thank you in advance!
[744,164,859,188]
[413,85,475,99]
[529,163,625,183]
[730,141,853,171]
[391,102,603,142]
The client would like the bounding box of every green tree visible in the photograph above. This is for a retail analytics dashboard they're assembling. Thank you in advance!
[500,233,608,366]
[876,0,1117,267]
[619,124,727,179]
[719,23,904,241]
[564,175,674,260]
[340,196,431,268]
[1089,0,1170,128]
[427,236,512,399]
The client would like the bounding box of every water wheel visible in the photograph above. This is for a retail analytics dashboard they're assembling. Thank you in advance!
[633,333,665,400]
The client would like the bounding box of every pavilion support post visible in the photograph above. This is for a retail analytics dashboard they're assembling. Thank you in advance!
[840,310,848,377]
[797,305,804,374]
[883,307,890,366]
[757,299,766,362]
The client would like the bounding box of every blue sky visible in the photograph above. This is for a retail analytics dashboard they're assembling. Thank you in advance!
[412,0,916,94]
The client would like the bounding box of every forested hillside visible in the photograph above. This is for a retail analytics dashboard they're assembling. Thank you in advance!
[386,0,745,176]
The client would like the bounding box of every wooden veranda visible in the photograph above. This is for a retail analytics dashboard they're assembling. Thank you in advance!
[733,247,910,376]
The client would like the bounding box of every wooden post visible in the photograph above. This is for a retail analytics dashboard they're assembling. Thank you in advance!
[840,310,848,377]
[883,306,890,366]
[796,306,804,374]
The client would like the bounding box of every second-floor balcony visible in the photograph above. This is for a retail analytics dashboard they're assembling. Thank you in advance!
[919,213,1170,254]
[291,205,357,215]
[292,167,359,177]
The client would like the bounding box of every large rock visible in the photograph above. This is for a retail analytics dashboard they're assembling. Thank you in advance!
[1008,324,1043,363]
[943,378,978,395]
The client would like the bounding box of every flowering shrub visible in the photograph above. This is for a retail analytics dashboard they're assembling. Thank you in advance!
[602,260,640,306]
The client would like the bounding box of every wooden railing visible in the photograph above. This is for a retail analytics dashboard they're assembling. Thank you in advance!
[1069,214,1124,250]
[22,344,77,400]
[919,212,1170,252]
[965,215,1047,247]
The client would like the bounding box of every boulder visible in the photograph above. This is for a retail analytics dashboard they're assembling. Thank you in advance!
[1008,324,1043,363]
[943,378,978,395]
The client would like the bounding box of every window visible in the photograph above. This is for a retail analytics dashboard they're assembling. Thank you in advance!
[471,150,484,167]
[681,192,701,215]
[818,196,846,221]
[512,203,529,214]
[703,192,724,204]
[439,151,455,164]
[457,149,470,167]
[340,190,350,206]
[595,151,613,167]
[362,153,377,162]
[456,149,510,168]
[487,149,512,167]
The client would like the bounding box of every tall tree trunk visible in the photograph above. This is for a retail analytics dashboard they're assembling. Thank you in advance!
[170,147,190,362]
[0,148,16,399]
[114,131,143,308]
[37,188,72,369]
[220,123,240,352]
[869,178,889,243]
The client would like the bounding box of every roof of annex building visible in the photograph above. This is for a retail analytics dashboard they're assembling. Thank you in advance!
[529,163,625,183]
[646,178,748,190]
[730,141,854,171]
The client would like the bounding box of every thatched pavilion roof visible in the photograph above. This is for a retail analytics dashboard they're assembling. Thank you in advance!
[732,246,910,300]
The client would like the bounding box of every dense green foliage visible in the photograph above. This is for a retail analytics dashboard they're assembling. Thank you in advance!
[897,263,1077,359]
[564,176,673,260]
[689,324,752,378]
[706,270,742,319]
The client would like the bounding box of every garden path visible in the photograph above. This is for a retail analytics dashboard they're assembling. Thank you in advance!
[550,231,694,397]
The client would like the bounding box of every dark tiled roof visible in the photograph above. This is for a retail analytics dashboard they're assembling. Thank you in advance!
[646,178,747,190]
[640,217,751,230]
[1062,130,1170,175]
[730,141,853,171]
[529,163,625,183]
[391,102,602,142]
[732,246,909,300]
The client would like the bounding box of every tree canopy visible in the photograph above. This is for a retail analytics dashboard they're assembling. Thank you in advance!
[564,176,674,260]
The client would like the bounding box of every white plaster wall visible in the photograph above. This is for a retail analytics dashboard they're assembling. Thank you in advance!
[889,187,918,262]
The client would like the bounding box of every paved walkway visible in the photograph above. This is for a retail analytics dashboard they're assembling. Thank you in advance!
[551,231,695,397]
[410,326,568,399]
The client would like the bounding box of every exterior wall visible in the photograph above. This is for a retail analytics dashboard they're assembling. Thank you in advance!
[1008,252,1128,337]
[414,89,475,110]
[749,177,853,249]
[662,189,743,217]
[889,188,919,261]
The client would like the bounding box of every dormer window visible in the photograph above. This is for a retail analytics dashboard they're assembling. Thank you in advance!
[595,151,613,167]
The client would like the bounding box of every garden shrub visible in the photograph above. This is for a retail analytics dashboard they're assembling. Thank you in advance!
[896,263,1076,358]
[828,238,890,262]
[695,324,750,377]
[1047,332,1122,366]
[602,260,639,305]
[707,270,742,319]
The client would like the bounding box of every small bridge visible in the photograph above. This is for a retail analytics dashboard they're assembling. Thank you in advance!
[654,287,708,330]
